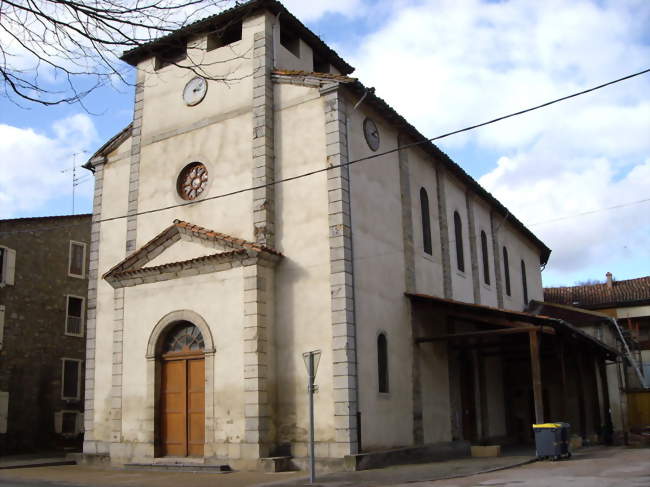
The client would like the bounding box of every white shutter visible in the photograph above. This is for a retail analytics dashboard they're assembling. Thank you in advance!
[0,305,4,349]
[76,412,84,434]
[54,411,63,434]
[0,391,8,434]
[5,248,15,286]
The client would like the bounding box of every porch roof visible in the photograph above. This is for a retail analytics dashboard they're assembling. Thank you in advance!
[406,293,620,361]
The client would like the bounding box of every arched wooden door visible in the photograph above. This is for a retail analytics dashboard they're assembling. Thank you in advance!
[160,322,205,457]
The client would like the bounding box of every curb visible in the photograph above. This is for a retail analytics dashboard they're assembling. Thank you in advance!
[0,460,77,470]
[404,458,538,484]
[254,457,538,486]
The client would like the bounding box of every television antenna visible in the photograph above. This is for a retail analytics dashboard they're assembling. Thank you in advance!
[61,151,88,214]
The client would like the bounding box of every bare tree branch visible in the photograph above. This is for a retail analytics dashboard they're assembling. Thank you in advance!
[0,0,249,107]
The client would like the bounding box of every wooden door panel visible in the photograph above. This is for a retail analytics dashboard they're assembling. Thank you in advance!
[187,358,205,456]
[161,360,187,456]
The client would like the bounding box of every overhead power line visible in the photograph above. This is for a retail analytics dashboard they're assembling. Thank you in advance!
[528,198,650,226]
[1,67,649,236]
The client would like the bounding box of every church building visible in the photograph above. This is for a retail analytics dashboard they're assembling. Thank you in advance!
[83,0,620,470]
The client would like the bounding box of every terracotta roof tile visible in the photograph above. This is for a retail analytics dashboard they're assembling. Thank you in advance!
[544,276,650,309]
[272,70,357,83]
[103,219,281,279]
[120,0,354,74]
[173,219,281,256]
[114,249,247,278]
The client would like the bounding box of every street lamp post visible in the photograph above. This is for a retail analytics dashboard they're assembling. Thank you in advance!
[302,350,321,484]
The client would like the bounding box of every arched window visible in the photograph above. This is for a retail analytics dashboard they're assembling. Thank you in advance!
[454,211,464,272]
[163,321,205,354]
[420,188,432,255]
[503,246,511,296]
[377,333,389,393]
[521,260,528,305]
[481,231,490,285]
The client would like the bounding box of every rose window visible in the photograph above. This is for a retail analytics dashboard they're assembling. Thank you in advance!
[177,162,208,201]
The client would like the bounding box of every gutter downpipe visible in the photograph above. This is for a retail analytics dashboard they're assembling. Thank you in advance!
[607,317,647,388]
[346,91,362,454]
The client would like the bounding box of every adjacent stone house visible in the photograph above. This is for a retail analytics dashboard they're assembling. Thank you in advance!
[545,273,650,383]
[82,0,619,469]
[0,214,91,453]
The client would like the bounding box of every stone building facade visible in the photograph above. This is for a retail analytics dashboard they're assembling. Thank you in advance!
[0,214,91,453]
[83,0,619,469]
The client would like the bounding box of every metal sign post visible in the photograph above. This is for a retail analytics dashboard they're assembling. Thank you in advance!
[302,350,321,484]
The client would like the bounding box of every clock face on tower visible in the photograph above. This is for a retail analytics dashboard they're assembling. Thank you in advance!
[183,76,208,106]
[363,117,380,151]
[177,162,208,201]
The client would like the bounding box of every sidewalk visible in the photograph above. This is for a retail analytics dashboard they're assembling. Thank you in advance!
[0,452,76,470]
[0,452,535,487]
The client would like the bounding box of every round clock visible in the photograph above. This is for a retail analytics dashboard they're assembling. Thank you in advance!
[363,117,380,151]
[183,76,207,106]
[177,162,208,201]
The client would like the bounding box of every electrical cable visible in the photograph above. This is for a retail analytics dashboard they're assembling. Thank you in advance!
[1,67,648,236]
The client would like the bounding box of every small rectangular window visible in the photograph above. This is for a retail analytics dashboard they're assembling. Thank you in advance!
[68,241,86,278]
[280,25,300,58]
[313,54,330,73]
[0,246,16,286]
[62,359,81,400]
[65,296,84,337]
[154,43,187,70]
[206,20,242,51]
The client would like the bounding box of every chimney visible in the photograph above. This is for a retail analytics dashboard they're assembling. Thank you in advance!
[606,272,613,289]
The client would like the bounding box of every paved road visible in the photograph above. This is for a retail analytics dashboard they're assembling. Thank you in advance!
[0,447,648,487]
[403,447,650,487]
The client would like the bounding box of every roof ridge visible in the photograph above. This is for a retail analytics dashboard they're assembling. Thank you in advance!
[119,0,354,74]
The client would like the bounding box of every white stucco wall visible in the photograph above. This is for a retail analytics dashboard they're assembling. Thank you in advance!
[93,147,130,443]
[347,100,414,449]
[497,221,543,312]
[409,148,445,298]
[273,82,335,451]
[445,175,475,303]
[121,268,245,444]
[473,200,499,308]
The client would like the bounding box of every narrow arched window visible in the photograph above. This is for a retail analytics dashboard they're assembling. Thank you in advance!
[521,260,528,305]
[454,211,464,272]
[481,231,490,285]
[503,246,511,296]
[377,333,389,393]
[420,188,432,255]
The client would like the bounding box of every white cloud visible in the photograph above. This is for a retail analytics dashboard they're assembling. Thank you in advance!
[0,114,98,218]
[339,0,650,283]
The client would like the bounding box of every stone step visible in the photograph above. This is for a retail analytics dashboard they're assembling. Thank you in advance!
[124,463,232,473]
[259,456,295,472]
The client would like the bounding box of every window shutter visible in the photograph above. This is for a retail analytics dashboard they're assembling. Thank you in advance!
[0,305,4,350]
[0,391,8,434]
[77,412,84,434]
[54,411,63,434]
[5,248,15,286]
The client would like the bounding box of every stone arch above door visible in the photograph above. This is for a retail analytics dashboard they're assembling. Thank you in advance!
[146,309,215,359]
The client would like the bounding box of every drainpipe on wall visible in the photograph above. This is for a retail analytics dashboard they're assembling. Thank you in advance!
[608,317,647,388]
[345,100,362,453]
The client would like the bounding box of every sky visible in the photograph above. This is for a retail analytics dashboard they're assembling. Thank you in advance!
[0,0,648,287]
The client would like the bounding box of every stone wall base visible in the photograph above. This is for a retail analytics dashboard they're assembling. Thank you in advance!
[343,440,471,471]
[83,440,110,455]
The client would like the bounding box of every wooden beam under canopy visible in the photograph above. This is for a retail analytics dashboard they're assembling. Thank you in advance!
[529,330,545,424]
[416,325,555,343]
[445,311,530,329]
